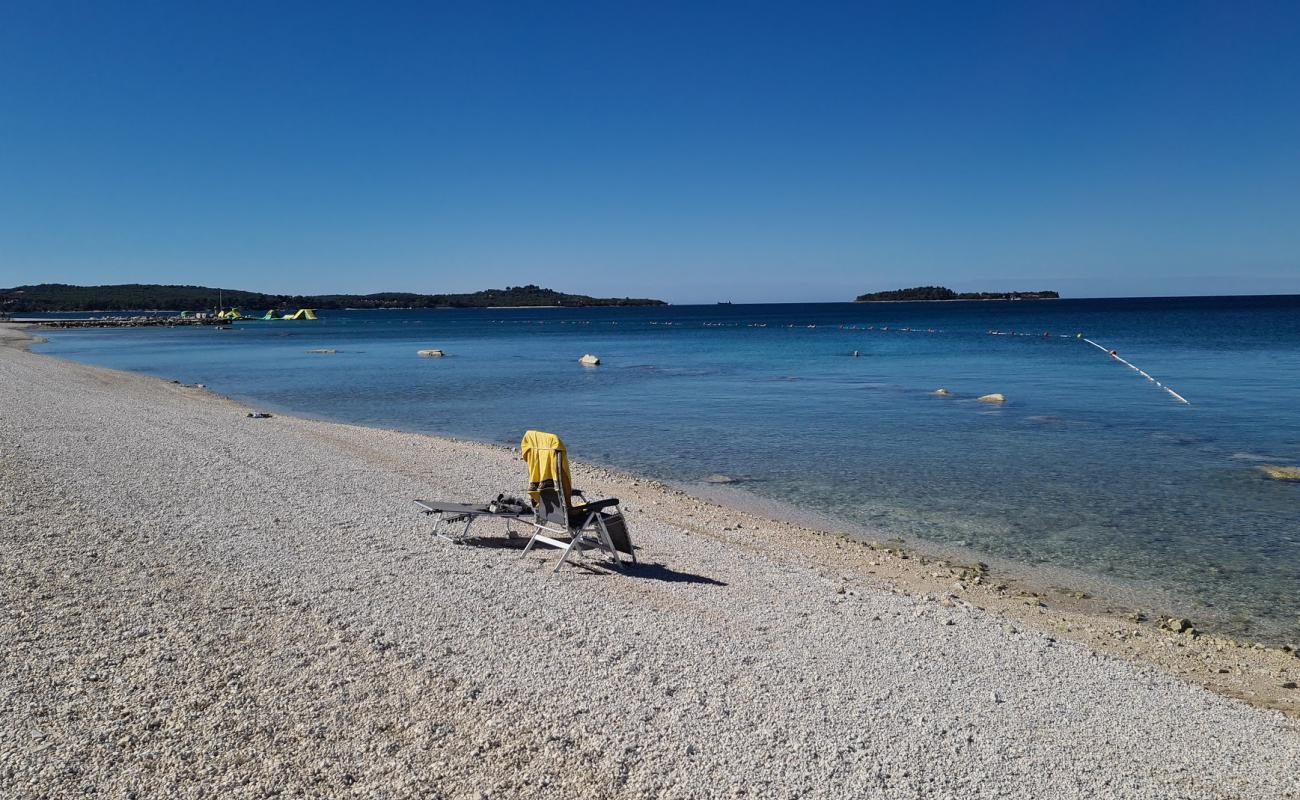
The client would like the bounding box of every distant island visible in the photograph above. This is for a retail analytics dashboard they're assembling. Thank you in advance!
[0,283,666,312]
[855,286,1060,302]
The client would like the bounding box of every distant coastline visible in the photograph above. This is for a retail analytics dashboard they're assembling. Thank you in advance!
[0,283,666,313]
[855,297,1063,303]
[855,286,1060,303]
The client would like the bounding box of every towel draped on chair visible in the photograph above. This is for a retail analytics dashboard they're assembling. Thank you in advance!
[521,429,573,505]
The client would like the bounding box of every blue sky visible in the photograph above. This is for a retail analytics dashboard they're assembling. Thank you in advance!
[2,1,1298,303]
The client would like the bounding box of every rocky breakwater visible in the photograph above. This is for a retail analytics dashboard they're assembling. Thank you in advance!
[29,316,228,329]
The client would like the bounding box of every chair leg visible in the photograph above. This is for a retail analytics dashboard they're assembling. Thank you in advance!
[521,524,541,557]
[552,535,584,573]
[433,512,460,543]
[593,515,620,565]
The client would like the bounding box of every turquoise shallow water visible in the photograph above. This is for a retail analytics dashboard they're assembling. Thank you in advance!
[33,297,1300,643]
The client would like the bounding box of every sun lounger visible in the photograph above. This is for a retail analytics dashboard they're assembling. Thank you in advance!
[519,430,636,573]
[413,499,534,543]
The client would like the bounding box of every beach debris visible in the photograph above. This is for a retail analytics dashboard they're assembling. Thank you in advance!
[934,388,951,396]
[977,393,1006,403]
[1258,465,1300,482]
[308,348,337,354]
[246,412,273,419]
[579,354,600,366]
[417,349,445,357]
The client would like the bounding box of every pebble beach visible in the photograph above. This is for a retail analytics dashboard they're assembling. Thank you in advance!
[2,323,1298,799]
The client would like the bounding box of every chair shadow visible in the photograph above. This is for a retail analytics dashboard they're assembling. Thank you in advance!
[621,561,728,586]
[454,537,727,586]
[456,536,531,550]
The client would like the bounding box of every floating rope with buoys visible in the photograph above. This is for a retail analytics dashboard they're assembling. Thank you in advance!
[1078,335,1190,405]
[489,315,1194,404]
[838,322,1193,405]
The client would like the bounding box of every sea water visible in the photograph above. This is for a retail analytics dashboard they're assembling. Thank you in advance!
[32,297,1300,643]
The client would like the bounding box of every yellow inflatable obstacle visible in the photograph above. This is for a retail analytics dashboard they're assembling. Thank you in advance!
[248,308,319,321]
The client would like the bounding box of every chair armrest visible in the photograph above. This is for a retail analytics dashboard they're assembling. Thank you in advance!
[573,497,620,514]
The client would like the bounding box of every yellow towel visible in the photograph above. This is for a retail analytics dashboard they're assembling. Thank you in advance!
[521,430,572,505]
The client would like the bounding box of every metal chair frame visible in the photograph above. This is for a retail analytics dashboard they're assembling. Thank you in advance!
[520,448,634,573]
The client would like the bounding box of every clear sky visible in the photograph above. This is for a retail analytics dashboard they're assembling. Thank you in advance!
[2,1,1298,303]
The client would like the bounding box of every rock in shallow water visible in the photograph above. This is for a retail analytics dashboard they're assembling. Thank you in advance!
[1257,465,1300,482]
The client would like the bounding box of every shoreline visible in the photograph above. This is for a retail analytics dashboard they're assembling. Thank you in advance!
[3,321,1298,796]
[7,322,1298,719]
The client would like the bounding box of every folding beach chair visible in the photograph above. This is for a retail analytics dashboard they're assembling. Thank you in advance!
[518,430,636,573]
[413,497,534,543]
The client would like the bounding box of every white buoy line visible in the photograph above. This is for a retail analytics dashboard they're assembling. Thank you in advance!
[1079,337,1190,405]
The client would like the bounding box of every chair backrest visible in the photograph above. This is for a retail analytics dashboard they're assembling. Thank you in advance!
[521,430,574,528]
[532,449,572,529]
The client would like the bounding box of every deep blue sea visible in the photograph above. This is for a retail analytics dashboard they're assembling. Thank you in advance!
[32,297,1300,643]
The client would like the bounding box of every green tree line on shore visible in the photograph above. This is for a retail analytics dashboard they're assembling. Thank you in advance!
[0,283,666,312]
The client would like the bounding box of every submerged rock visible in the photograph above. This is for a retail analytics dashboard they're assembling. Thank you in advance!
[1231,452,1276,461]
[703,474,740,484]
[1151,432,1208,446]
[1258,465,1300,482]
[977,393,1006,403]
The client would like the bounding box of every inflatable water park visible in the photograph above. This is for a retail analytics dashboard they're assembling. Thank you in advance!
[180,308,319,321]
